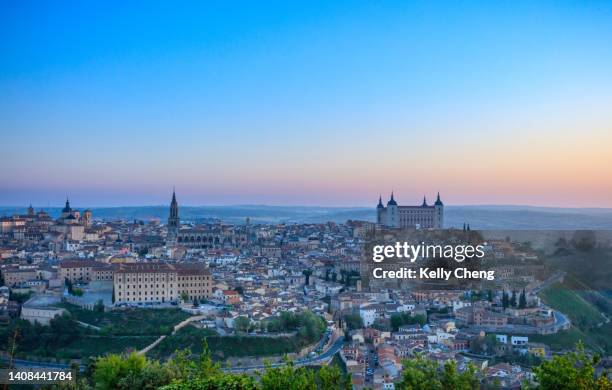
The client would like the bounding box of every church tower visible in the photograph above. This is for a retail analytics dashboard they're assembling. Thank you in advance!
[167,190,180,243]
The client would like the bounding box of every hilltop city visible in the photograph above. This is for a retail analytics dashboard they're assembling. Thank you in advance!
[0,191,609,389]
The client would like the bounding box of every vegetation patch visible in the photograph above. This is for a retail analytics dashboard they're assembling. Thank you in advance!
[59,302,190,335]
[540,282,604,329]
[0,315,157,360]
[149,311,326,360]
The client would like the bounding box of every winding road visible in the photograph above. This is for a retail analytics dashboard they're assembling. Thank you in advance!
[224,337,344,373]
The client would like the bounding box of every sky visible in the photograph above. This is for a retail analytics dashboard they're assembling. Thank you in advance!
[1,1,611,207]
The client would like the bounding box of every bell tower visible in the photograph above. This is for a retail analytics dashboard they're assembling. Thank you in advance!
[167,189,180,243]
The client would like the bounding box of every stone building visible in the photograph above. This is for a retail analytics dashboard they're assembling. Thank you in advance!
[60,260,113,283]
[376,192,444,229]
[113,262,212,304]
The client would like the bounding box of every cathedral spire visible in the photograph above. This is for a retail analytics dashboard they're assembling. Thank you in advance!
[168,189,180,244]
[422,196,428,207]
[62,197,72,213]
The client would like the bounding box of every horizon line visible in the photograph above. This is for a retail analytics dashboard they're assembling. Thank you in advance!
[2,203,612,211]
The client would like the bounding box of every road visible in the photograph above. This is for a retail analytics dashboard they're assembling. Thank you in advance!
[0,357,84,371]
[532,271,565,294]
[2,330,344,374]
[224,337,344,373]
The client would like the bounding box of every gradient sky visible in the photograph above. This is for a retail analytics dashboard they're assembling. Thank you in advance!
[1,1,611,207]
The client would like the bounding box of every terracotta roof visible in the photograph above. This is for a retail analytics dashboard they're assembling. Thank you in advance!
[60,260,109,269]
[114,262,210,275]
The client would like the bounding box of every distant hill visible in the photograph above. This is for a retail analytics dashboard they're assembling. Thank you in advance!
[2,204,612,229]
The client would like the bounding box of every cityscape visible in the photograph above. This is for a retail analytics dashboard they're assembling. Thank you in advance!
[0,191,610,389]
[2,1,612,389]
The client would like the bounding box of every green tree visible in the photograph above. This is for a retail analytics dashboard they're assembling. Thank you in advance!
[234,316,251,333]
[259,360,316,390]
[397,355,478,390]
[317,364,350,390]
[510,290,517,307]
[92,352,148,390]
[502,291,509,310]
[519,289,527,309]
[390,313,427,331]
[94,299,105,313]
[533,342,610,390]
[302,269,312,285]
[65,278,73,294]
[397,354,443,389]
[180,291,189,303]
[343,313,363,331]
[441,360,479,390]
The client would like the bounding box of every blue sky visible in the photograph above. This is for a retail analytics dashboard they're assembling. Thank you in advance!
[1,1,611,207]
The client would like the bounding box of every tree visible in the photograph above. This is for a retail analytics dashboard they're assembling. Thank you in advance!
[398,354,443,389]
[519,289,527,309]
[180,291,189,303]
[510,290,517,307]
[234,316,251,333]
[93,352,148,390]
[487,290,493,302]
[316,365,351,390]
[259,361,316,390]
[502,291,509,310]
[441,360,479,390]
[391,313,426,331]
[302,269,312,285]
[533,342,610,390]
[65,277,73,294]
[343,313,363,331]
[112,284,116,304]
[397,355,478,390]
[192,298,199,307]
[94,299,105,313]
[80,311,333,389]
